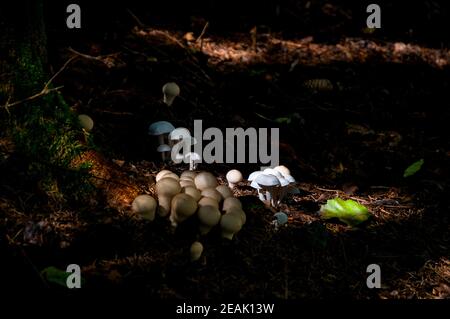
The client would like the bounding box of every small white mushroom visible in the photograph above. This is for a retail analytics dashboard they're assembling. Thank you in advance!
[254,174,280,207]
[155,177,181,217]
[156,170,173,182]
[220,213,242,240]
[157,144,171,162]
[274,165,291,177]
[226,169,243,189]
[190,241,203,261]
[170,193,198,226]
[197,205,221,235]
[162,82,180,106]
[194,172,218,191]
[131,195,157,221]
[185,152,201,171]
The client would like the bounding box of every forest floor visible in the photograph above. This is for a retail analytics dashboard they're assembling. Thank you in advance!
[0,24,449,298]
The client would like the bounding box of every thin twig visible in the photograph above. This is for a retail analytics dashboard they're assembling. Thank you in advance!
[127,8,145,27]
[1,55,77,109]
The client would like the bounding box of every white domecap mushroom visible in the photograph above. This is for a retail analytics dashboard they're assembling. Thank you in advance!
[157,144,171,162]
[226,169,243,189]
[220,213,242,240]
[248,171,263,181]
[194,172,218,191]
[162,82,180,106]
[131,195,157,221]
[155,177,182,217]
[190,241,203,261]
[170,193,198,226]
[197,205,221,235]
[148,121,175,145]
[254,174,281,207]
[274,165,291,177]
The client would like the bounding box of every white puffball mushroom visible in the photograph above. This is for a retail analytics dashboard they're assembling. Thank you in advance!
[78,114,94,132]
[170,193,198,226]
[198,197,220,209]
[181,171,197,179]
[197,205,221,235]
[162,82,180,106]
[190,241,203,261]
[131,195,157,221]
[156,170,173,182]
[220,213,242,240]
[201,188,223,203]
[194,172,218,191]
[155,177,181,216]
[274,165,291,177]
[226,206,246,225]
[222,197,242,212]
[216,185,233,199]
[182,186,201,202]
[226,169,243,189]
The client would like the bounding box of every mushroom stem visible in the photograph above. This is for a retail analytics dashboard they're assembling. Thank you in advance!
[158,134,165,145]
[164,95,176,106]
[257,189,266,201]
[228,182,236,189]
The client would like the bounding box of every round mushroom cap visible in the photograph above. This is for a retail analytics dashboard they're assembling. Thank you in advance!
[194,172,218,191]
[222,197,242,212]
[181,171,198,179]
[159,172,179,182]
[156,178,181,196]
[182,186,202,201]
[198,196,220,209]
[148,121,175,136]
[156,170,173,182]
[78,114,94,132]
[274,165,290,177]
[263,168,283,179]
[284,175,296,183]
[216,185,233,199]
[226,206,246,225]
[162,82,180,96]
[220,213,242,240]
[132,195,157,221]
[248,171,263,181]
[254,174,280,187]
[180,179,195,188]
[171,193,198,221]
[157,144,171,152]
[190,241,203,261]
[201,188,223,202]
[226,169,243,184]
[198,205,221,227]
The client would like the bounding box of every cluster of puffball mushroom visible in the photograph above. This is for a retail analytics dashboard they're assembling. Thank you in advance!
[131,169,246,261]
[248,165,298,209]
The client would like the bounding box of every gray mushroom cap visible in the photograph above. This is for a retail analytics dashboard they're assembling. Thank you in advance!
[254,174,280,187]
[157,144,171,152]
[274,212,288,225]
[148,121,175,136]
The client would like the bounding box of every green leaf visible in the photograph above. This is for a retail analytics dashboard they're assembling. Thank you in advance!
[319,198,370,227]
[41,266,71,287]
[403,159,424,178]
[275,117,291,124]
